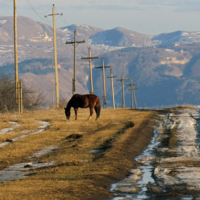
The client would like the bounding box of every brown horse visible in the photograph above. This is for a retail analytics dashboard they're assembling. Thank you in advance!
[64,94,101,121]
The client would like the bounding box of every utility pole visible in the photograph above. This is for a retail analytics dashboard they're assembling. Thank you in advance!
[81,47,98,94]
[132,86,138,109]
[52,82,55,107]
[126,78,138,109]
[117,72,129,108]
[66,29,85,95]
[14,0,18,103]
[45,4,62,107]
[107,69,116,109]
[18,81,22,113]
[95,58,111,108]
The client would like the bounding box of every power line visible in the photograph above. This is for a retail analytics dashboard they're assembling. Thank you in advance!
[3,0,11,2]
[60,15,69,27]
[2,0,12,4]
[2,0,34,27]
[26,0,51,15]
[25,0,51,23]
[45,16,53,27]
[2,0,51,25]
[55,15,62,21]
[55,7,69,27]
[6,0,40,26]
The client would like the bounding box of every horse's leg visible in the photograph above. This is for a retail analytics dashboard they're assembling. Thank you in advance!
[94,106,98,120]
[74,108,78,120]
[86,106,93,121]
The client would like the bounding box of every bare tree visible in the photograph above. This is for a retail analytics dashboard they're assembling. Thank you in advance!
[0,74,46,112]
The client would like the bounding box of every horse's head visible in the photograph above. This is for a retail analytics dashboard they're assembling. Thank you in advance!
[64,107,70,120]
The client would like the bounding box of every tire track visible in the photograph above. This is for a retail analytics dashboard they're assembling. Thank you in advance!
[0,121,49,148]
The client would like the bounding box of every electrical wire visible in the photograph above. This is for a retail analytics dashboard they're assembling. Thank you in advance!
[45,16,53,27]
[55,7,69,27]
[3,0,65,28]
[60,15,69,27]
[25,0,51,23]
[3,0,11,2]
[4,0,37,26]
[1,0,34,27]
[2,0,12,4]
[27,2,52,15]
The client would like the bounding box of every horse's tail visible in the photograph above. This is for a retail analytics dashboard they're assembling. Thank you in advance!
[95,97,101,119]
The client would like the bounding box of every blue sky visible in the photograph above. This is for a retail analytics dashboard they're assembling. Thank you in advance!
[1,0,200,35]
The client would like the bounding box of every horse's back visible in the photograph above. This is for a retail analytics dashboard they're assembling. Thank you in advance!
[74,94,99,101]
[72,94,100,107]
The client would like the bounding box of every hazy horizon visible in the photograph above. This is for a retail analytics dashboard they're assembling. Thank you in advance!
[1,0,200,35]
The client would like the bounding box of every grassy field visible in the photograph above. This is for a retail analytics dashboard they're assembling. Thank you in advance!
[0,107,162,200]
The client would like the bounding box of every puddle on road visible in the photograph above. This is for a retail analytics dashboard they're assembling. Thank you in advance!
[0,121,55,183]
[111,108,200,200]
[0,161,55,183]
[31,146,58,158]
[111,127,160,200]
[91,148,105,154]
[0,146,56,183]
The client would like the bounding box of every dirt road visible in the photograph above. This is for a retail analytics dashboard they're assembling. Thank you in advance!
[0,108,165,200]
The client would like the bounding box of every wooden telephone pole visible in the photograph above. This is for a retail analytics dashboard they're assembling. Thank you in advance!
[126,78,138,109]
[81,47,98,94]
[18,81,22,113]
[65,29,85,95]
[52,82,55,107]
[14,0,23,113]
[117,72,129,108]
[45,4,62,107]
[95,58,111,108]
[133,86,139,109]
[107,69,116,109]
[14,0,18,103]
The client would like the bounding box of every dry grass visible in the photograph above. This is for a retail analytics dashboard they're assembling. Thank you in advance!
[0,107,161,200]
[0,117,12,129]
[174,104,196,109]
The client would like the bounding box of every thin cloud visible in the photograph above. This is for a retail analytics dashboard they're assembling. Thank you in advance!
[138,0,200,12]
[172,2,200,12]
[69,4,141,11]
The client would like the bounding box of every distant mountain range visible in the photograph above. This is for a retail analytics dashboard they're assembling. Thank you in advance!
[1,16,200,108]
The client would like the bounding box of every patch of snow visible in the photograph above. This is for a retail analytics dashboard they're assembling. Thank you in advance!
[0,161,55,182]
[153,109,200,192]
[0,122,18,135]
[0,20,7,25]
[182,32,189,36]
[111,108,200,199]
[165,49,175,52]
[31,146,58,158]
[0,121,50,148]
